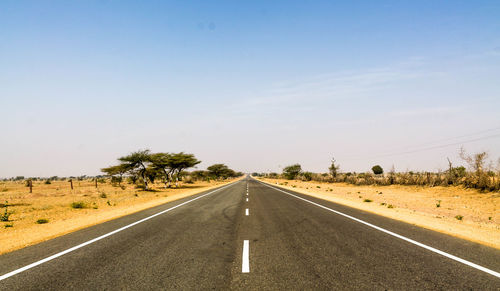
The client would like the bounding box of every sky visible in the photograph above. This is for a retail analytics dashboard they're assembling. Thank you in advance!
[1,0,500,177]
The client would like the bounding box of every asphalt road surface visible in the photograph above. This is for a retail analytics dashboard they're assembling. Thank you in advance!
[1,176,499,290]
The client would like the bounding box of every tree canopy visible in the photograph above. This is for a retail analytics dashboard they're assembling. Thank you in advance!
[283,164,302,180]
[117,150,152,190]
[102,150,240,189]
[371,165,384,175]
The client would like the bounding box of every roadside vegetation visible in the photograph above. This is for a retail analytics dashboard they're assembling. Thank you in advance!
[0,149,242,254]
[254,147,500,192]
[102,150,242,190]
[253,147,500,248]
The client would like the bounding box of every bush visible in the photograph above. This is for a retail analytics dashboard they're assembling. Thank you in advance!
[372,165,383,175]
[363,199,373,202]
[283,164,302,180]
[183,176,194,184]
[452,166,466,178]
[1,202,10,222]
[302,172,313,181]
[70,201,87,209]
[111,176,122,185]
[36,218,49,224]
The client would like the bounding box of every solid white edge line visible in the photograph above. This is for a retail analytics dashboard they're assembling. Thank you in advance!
[0,182,238,281]
[257,180,500,279]
[242,240,250,273]
[245,208,249,216]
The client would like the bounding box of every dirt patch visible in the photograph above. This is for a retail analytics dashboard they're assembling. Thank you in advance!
[0,179,239,254]
[257,178,500,249]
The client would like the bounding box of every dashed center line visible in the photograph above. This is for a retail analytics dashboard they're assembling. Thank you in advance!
[245,208,249,216]
[242,240,250,273]
[246,198,249,202]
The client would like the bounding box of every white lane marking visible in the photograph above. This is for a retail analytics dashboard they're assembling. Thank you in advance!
[245,208,249,216]
[258,181,500,279]
[242,240,250,273]
[246,198,249,202]
[0,182,238,281]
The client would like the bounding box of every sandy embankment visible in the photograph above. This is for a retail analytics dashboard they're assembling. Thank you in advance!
[0,178,239,254]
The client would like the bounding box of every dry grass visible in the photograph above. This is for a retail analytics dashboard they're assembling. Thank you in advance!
[0,178,237,254]
[258,178,500,249]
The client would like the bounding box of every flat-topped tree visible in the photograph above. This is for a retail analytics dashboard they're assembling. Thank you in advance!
[118,150,152,190]
[150,152,201,188]
[101,164,128,186]
[283,164,302,180]
[150,153,174,188]
[207,163,235,179]
[168,152,201,187]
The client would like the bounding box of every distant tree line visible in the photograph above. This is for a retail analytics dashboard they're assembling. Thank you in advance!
[1,150,242,189]
[254,148,500,192]
[1,175,104,182]
[102,150,242,190]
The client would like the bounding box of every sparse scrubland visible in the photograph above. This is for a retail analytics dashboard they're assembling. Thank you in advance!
[0,150,242,254]
[259,148,500,192]
[254,148,500,248]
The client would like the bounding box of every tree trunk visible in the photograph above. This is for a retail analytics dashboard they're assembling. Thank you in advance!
[162,169,168,189]
[142,173,148,190]
[167,170,174,188]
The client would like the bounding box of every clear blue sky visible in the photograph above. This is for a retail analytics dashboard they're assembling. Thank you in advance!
[1,1,500,177]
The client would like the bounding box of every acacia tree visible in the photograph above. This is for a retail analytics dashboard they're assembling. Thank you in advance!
[118,150,152,190]
[151,152,201,188]
[150,153,175,188]
[283,164,302,180]
[207,164,229,180]
[168,152,201,187]
[206,164,238,179]
[101,164,128,186]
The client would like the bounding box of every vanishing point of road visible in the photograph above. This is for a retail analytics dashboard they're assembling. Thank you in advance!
[1,176,499,290]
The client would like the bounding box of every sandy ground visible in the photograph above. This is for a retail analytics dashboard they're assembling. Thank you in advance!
[257,178,500,249]
[0,178,238,254]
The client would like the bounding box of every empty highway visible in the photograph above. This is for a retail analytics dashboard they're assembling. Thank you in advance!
[0,176,499,290]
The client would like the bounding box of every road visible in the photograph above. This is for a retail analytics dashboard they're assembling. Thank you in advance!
[1,176,499,290]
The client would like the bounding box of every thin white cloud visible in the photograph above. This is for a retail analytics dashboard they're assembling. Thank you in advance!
[391,106,464,117]
[235,58,445,110]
